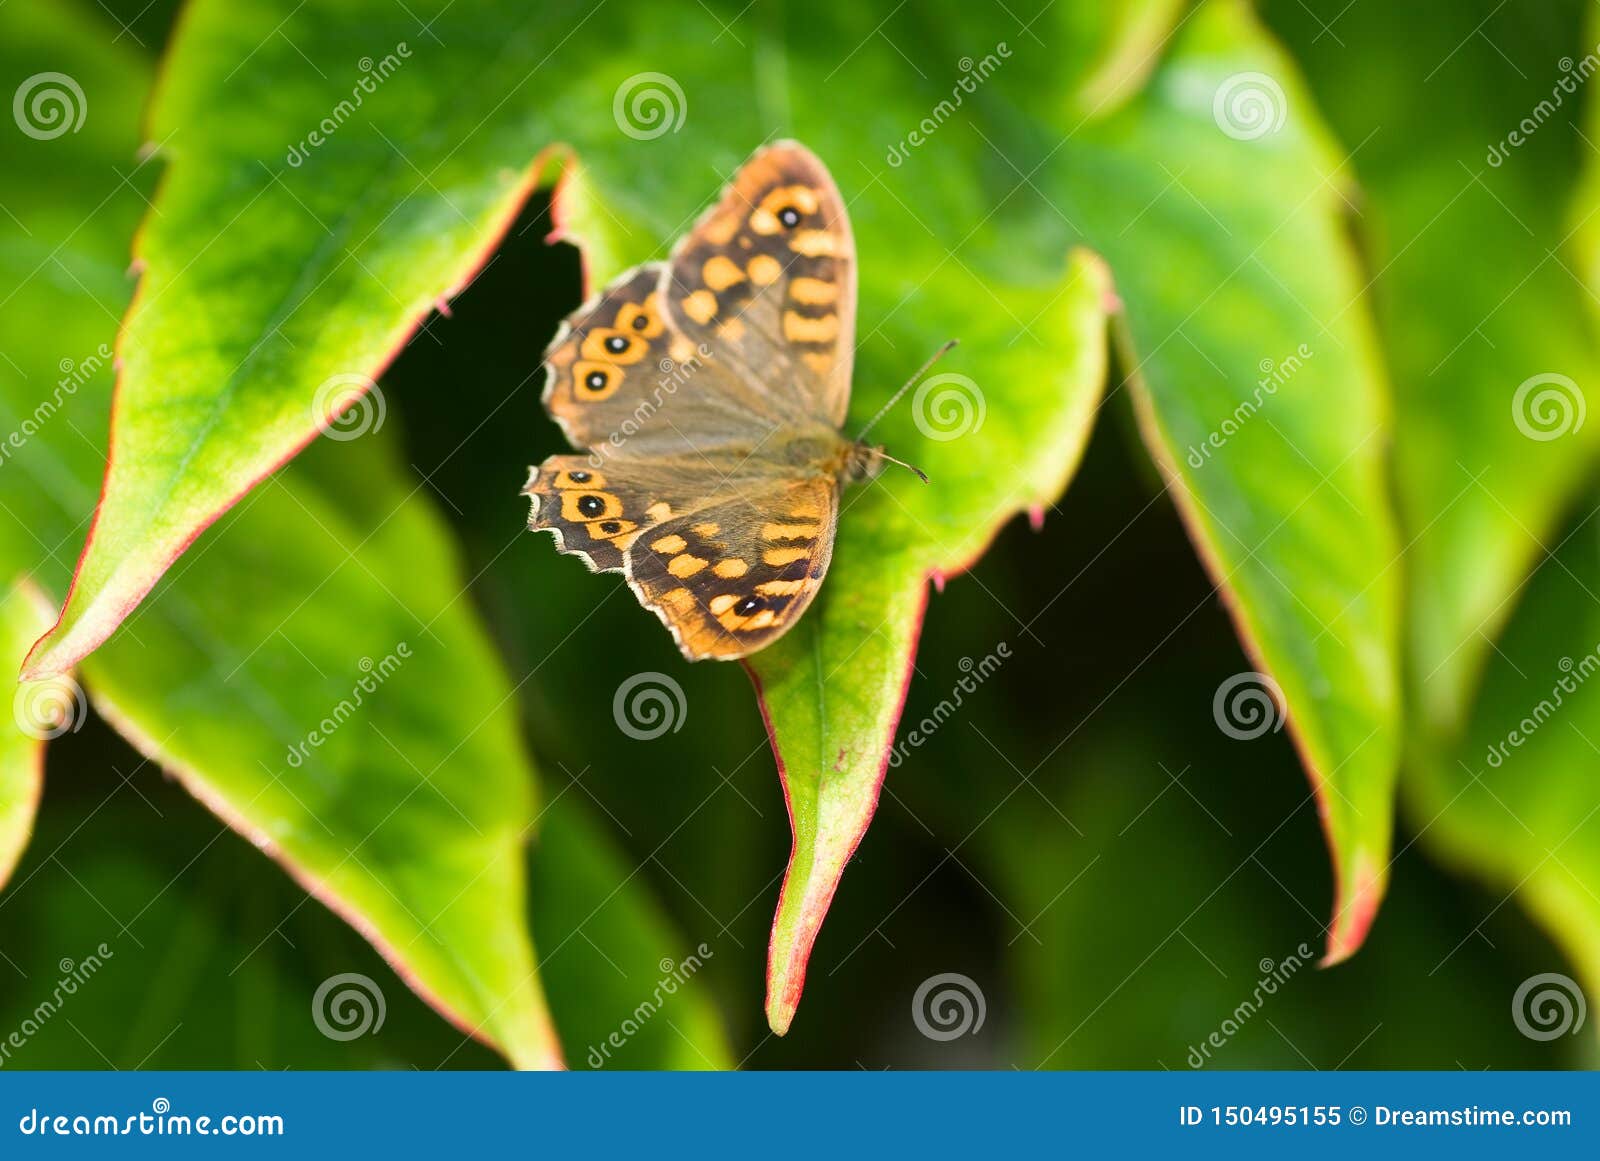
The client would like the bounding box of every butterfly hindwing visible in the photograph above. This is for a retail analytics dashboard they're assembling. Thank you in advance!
[625,477,840,661]
[523,454,657,574]
[525,453,743,574]
[664,140,857,428]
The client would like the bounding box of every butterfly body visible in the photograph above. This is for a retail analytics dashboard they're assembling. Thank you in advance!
[525,141,877,662]
[775,429,884,481]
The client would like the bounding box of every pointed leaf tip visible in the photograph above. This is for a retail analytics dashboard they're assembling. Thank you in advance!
[1322,851,1386,966]
[752,248,1114,1031]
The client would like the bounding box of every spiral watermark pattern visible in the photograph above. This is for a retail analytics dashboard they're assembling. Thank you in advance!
[1213,71,1287,141]
[912,373,985,441]
[613,72,687,140]
[13,72,87,140]
[13,674,87,740]
[1512,972,1586,1041]
[1212,671,1285,740]
[1512,373,1585,441]
[612,671,687,740]
[311,972,387,1041]
[912,972,986,1041]
[313,373,385,441]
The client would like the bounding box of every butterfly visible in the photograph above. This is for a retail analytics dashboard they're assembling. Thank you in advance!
[524,140,925,661]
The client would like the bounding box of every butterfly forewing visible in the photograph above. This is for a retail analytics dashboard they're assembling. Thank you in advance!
[541,265,778,460]
[664,142,857,428]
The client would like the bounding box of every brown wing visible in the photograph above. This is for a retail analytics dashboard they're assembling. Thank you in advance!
[624,476,839,661]
[526,456,838,660]
[524,453,734,575]
[663,140,857,428]
[541,265,780,462]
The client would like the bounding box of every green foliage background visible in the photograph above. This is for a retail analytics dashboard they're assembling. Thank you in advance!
[0,0,1596,1069]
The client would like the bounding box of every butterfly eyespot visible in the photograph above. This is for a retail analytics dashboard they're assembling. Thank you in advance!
[578,495,606,518]
[584,370,609,392]
[631,314,649,330]
[599,520,622,534]
[777,206,801,228]
[569,470,591,483]
[605,335,629,353]
[735,597,763,616]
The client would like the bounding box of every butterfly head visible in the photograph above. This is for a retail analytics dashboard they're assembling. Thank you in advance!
[842,441,887,483]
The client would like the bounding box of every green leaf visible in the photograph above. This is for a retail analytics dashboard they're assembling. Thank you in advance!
[1277,0,1600,743]
[0,582,60,889]
[80,433,565,1069]
[0,765,514,1069]
[0,748,729,1067]
[20,2,556,678]
[0,0,567,1068]
[1408,509,1600,1030]
[1054,0,1403,961]
[751,250,1112,1033]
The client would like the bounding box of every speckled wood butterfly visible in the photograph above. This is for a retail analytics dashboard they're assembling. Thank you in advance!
[524,141,929,661]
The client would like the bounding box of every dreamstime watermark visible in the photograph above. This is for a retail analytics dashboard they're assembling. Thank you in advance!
[888,644,1010,768]
[613,672,686,740]
[885,43,1011,167]
[17,1099,284,1137]
[12,72,87,140]
[312,373,386,440]
[1187,942,1314,1067]
[1487,49,1600,167]
[1483,648,1600,769]
[1512,372,1585,441]
[613,72,686,140]
[1186,344,1313,468]
[913,373,985,441]
[285,44,412,167]
[1212,671,1285,740]
[13,673,87,741]
[0,944,114,1067]
[311,972,386,1041]
[583,343,717,467]
[912,972,986,1041]
[0,343,112,468]
[585,944,712,1068]
[1213,72,1286,141]
[285,644,411,768]
[1512,972,1586,1041]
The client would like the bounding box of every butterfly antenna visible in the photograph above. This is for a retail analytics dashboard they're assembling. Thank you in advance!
[853,339,959,443]
[873,447,929,483]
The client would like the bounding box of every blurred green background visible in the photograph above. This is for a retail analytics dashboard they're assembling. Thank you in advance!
[1,0,1597,1070]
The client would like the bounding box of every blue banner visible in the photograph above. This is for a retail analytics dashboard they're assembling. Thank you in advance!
[0,1071,1594,1156]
